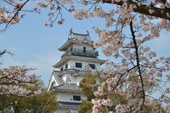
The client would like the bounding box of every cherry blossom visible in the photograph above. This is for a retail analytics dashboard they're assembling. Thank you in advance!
[1,0,170,112]
[0,66,42,96]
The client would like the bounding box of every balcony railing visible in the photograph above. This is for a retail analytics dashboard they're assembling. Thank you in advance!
[61,48,98,58]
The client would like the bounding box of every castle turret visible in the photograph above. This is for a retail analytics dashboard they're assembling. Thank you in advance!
[48,30,105,113]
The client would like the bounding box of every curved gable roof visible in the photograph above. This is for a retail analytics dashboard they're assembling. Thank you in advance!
[58,30,94,51]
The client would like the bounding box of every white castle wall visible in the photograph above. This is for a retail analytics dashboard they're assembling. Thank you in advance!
[57,92,86,103]
[73,43,93,51]
[64,60,100,70]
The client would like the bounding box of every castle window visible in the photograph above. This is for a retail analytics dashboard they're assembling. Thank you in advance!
[75,62,82,68]
[65,64,68,69]
[83,47,86,53]
[61,67,63,71]
[73,95,81,101]
[89,64,96,69]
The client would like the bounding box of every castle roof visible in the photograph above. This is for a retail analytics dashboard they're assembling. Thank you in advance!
[53,55,105,68]
[52,71,64,85]
[58,29,93,51]
[52,83,81,93]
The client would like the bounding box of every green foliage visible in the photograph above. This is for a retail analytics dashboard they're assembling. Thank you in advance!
[0,95,18,113]
[78,100,93,113]
[0,87,58,113]
[141,105,167,113]
[79,72,100,101]
[79,72,168,113]
[17,90,58,113]
[79,72,127,112]
[78,73,100,113]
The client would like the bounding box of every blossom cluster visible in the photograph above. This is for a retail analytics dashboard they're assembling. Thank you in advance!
[69,0,170,112]
[1,0,170,112]
[0,0,38,31]
[0,66,41,96]
[34,0,170,112]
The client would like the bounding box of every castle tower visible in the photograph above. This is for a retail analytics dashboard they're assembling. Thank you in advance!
[47,30,105,113]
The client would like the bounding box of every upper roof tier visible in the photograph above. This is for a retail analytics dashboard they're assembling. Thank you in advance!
[58,29,94,51]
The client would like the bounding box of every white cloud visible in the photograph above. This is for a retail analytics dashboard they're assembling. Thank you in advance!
[149,31,170,57]
[0,54,23,68]
[152,35,170,49]
[25,51,61,85]
[0,50,61,86]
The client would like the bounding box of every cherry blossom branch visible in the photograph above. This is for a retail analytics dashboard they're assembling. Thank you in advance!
[0,66,42,96]
[130,20,145,111]
[102,0,170,20]
[3,0,15,6]
[55,1,70,11]
[108,65,137,94]
[0,75,36,85]
[3,0,30,31]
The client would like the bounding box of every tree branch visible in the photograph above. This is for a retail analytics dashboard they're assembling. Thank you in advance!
[109,65,137,94]
[102,0,170,20]
[4,0,30,30]
[130,20,145,111]
[0,50,13,57]
[0,50,7,56]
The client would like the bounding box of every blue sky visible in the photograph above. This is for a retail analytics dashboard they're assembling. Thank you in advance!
[0,4,170,86]
[0,7,107,86]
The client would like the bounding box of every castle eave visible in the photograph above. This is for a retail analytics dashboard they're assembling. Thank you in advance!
[53,89,81,93]
[58,40,94,51]
[58,101,81,109]
[53,55,105,68]
[58,40,73,51]
[53,57,69,68]
[52,83,81,93]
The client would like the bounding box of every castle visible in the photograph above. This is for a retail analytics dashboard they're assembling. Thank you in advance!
[47,30,105,113]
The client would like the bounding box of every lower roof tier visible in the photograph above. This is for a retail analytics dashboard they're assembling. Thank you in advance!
[53,55,105,68]
[51,83,81,93]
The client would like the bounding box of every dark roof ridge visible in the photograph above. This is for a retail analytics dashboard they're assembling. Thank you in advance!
[69,28,89,36]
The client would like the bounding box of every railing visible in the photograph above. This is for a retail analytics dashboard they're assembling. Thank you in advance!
[61,48,98,58]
